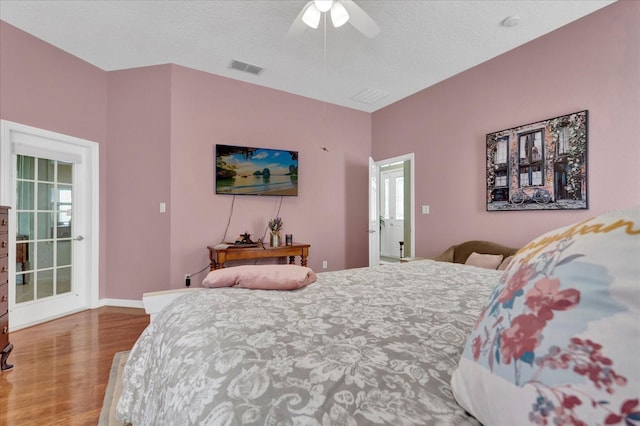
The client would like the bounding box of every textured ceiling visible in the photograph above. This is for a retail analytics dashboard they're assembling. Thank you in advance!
[0,0,615,112]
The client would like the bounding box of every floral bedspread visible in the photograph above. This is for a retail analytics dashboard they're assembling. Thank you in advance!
[116,260,501,425]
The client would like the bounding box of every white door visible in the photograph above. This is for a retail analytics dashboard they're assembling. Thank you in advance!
[369,153,415,266]
[380,168,404,258]
[368,157,379,267]
[0,121,99,330]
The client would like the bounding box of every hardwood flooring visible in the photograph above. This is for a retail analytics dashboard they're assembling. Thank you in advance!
[0,307,149,426]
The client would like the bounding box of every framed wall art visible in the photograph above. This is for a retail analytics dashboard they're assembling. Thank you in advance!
[486,110,588,211]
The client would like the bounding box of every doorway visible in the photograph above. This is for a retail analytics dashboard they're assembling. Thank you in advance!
[368,153,414,266]
[0,120,99,330]
[380,165,405,260]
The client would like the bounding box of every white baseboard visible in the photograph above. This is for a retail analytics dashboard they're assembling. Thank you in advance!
[10,300,145,332]
[98,298,144,309]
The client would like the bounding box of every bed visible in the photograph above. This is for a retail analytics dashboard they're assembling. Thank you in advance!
[116,260,500,425]
[117,208,639,425]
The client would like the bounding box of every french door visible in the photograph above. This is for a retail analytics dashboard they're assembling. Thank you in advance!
[0,121,99,330]
[368,157,379,267]
[380,168,405,258]
[368,154,415,266]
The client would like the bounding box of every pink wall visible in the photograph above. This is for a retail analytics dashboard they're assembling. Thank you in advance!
[169,65,371,288]
[105,66,172,298]
[372,0,640,257]
[0,21,110,298]
[0,19,370,300]
[2,0,636,300]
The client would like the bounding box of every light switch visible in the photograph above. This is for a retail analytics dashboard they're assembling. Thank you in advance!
[160,202,166,213]
[421,205,430,215]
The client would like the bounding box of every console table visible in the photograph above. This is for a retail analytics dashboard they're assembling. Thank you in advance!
[207,243,310,270]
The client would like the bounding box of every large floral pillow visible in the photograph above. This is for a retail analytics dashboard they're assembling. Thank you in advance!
[451,207,640,426]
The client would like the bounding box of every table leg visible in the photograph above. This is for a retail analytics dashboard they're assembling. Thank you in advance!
[210,252,226,270]
[1,342,13,371]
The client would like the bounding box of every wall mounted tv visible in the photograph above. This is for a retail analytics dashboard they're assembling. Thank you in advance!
[215,144,298,196]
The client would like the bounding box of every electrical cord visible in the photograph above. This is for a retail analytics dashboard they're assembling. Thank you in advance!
[185,263,212,287]
[185,195,235,286]
[220,195,236,243]
[187,263,210,278]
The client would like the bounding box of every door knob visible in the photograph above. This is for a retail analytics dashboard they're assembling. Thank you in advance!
[73,235,85,241]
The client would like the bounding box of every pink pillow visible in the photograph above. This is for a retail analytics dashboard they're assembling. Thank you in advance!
[202,265,317,290]
[497,255,515,271]
[464,252,503,269]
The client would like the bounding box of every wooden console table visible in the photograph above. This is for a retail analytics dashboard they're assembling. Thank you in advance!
[207,243,310,270]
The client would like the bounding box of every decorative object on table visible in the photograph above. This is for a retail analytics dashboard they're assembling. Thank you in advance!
[234,232,256,246]
[486,110,588,211]
[268,217,283,247]
[285,234,293,246]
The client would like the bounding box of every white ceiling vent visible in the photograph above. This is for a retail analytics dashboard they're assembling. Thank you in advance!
[350,87,389,105]
[229,59,263,75]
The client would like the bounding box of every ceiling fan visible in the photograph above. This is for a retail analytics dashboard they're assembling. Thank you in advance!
[288,0,380,38]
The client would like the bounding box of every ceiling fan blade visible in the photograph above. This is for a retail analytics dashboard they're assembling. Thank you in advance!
[287,1,314,38]
[340,0,380,38]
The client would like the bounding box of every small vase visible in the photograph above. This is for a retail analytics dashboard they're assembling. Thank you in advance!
[270,232,280,247]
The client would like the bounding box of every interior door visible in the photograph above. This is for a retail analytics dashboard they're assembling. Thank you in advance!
[0,121,99,330]
[380,168,404,258]
[368,157,379,267]
[369,153,415,266]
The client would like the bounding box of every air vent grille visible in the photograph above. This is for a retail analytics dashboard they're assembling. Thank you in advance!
[229,59,263,75]
[350,88,389,105]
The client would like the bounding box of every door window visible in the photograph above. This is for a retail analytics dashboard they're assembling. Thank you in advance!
[15,155,73,303]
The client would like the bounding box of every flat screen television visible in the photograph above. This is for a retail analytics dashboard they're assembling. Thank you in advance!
[215,144,298,196]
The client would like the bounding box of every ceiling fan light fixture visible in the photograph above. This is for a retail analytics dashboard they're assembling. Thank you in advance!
[330,3,349,28]
[314,0,334,13]
[302,4,321,29]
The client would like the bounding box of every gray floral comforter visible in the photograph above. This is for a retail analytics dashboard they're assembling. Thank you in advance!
[116,260,501,425]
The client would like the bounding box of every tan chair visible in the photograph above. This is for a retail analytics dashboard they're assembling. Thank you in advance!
[433,240,519,264]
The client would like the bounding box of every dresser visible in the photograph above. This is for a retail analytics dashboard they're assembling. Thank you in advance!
[1,205,13,371]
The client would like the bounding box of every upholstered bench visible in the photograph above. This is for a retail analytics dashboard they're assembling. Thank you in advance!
[142,288,205,322]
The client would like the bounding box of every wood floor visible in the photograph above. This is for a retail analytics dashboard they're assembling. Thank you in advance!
[0,307,149,426]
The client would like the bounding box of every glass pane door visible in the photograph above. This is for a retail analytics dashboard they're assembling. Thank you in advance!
[15,155,73,304]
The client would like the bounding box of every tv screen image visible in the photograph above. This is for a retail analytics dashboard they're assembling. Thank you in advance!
[215,144,298,196]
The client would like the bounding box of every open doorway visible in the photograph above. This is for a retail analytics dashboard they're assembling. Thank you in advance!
[368,154,414,266]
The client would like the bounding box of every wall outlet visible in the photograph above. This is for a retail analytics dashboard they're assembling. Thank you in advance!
[322,261,328,269]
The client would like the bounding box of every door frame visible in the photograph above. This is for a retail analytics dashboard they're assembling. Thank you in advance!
[0,120,100,330]
[369,153,415,266]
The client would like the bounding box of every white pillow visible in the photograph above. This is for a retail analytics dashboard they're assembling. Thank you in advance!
[465,251,503,269]
[452,207,640,426]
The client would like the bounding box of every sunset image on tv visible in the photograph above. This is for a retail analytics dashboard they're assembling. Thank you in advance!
[215,144,298,196]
